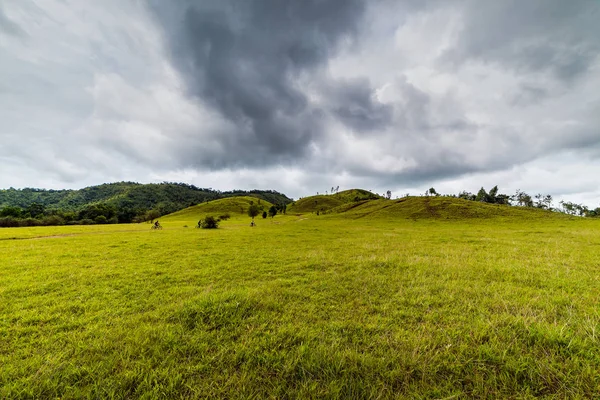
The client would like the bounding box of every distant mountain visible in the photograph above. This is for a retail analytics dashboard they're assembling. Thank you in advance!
[0,182,292,224]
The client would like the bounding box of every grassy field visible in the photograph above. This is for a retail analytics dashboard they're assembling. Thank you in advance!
[1,197,599,398]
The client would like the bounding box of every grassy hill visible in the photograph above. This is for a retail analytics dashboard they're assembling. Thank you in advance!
[164,196,274,223]
[288,189,380,214]
[328,195,566,220]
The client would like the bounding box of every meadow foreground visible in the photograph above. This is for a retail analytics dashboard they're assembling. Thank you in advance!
[1,206,599,398]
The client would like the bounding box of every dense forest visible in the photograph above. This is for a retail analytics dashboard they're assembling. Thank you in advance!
[0,182,292,227]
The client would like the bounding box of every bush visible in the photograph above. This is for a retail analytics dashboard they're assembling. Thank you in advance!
[20,218,38,227]
[41,216,65,226]
[199,215,219,229]
[0,217,20,228]
[94,215,108,224]
[218,213,231,221]
[80,219,95,225]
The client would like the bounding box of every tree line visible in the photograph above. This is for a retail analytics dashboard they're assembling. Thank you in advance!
[0,182,292,228]
[418,185,600,217]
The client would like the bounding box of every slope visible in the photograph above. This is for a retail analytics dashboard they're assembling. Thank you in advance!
[163,196,274,223]
[288,189,381,214]
[330,196,568,221]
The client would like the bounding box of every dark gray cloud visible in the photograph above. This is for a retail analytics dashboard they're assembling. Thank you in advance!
[325,77,393,132]
[442,0,600,83]
[147,0,368,166]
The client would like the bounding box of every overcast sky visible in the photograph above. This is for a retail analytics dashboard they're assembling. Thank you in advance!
[1,1,599,205]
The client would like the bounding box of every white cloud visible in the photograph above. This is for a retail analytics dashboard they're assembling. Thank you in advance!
[1,0,599,208]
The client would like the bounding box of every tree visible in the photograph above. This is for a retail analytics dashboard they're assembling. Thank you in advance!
[0,206,22,218]
[247,204,260,221]
[262,211,267,219]
[512,190,533,207]
[26,203,45,218]
[146,209,161,223]
[475,187,490,202]
[386,190,392,199]
[488,185,499,199]
[428,187,438,196]
[199,215,219,229]
[268,205,277,218]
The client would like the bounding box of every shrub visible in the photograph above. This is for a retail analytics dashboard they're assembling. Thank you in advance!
[41,216,65,226]
[19,218,38,227]
[0,217,20,228]
[200,215,219,229]
[80,219,95,225]
[218,213,231,221]
[94,215,108,224]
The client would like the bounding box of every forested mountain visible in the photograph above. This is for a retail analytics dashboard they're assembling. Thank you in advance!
[0,182,292,226]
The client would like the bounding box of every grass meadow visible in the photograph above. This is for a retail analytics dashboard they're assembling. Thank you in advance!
[1,198,600,398]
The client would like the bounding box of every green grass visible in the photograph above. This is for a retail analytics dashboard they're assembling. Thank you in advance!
[1,197,599,398]
[288,189,380,214]
[166,196,273,222]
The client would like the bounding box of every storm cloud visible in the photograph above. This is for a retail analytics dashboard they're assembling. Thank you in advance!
[1,0,599,204]
[147,0,370,166]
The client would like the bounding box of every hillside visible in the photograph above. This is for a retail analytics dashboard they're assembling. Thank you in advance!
[0,182,291,223]
[288,189,380,214]
[329,196,567,220]
[164,196,274,222]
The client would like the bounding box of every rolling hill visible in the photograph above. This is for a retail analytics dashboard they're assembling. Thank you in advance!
[328,195,566,220]
[164,196,274,223]
[288,190,568,221]
[288,189,381,214]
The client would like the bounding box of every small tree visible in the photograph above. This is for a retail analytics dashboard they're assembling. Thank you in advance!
[268,205,277,218]
[146,209,160,223]
[386,190,392,199]
[200,215,219,229]
[475,187,489,202]
[248,204,260,221]
[262,211,267,219]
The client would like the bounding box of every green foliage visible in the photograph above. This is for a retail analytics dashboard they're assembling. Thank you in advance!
[0,206,22,218]
[248,204,261,220]
[94,215,108,225]
[0,182,292,225]
[199,215,219,229]
[262,211,267,219]
[145,209,161,223]
[268,205,277,218]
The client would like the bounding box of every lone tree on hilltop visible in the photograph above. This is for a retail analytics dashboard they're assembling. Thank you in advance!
[268,205,277,219]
